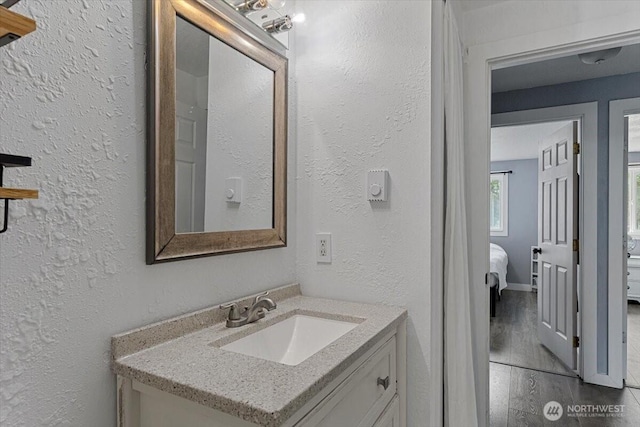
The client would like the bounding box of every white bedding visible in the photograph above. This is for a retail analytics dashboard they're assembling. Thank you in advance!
[490,243,509,293]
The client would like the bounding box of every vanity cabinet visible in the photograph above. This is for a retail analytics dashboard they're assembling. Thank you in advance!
[117,325,406,427]
[373,397,400,427]
[296,337,397,427]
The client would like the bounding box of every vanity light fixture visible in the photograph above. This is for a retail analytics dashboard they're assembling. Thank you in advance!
[233,0,285,16]
[578,47,622,65]
[291,13,305,24]
[262,15,292,33]
[262,13,303,34]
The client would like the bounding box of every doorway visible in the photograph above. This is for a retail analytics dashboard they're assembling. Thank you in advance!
[485,71,640,427]
[626,112,640,389]
[622,114,640,388]
[609,99,640,390]
[460,1,640,424]
[489,120,578,379]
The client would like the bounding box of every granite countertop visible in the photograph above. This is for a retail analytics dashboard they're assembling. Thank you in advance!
[111,284,407,427]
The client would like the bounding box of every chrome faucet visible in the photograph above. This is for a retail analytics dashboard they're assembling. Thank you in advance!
[220,291,277,328]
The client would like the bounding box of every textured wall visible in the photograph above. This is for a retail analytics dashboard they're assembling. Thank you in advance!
[461,0,640,47]
[0,1,296,425]
[294,1,433,425]
[490,159,538,285]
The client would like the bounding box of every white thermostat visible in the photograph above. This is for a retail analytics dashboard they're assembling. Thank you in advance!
[367,169,389,202]
[225,177,242,204]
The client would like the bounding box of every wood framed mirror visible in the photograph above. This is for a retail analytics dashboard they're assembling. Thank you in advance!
[147,0,288,264]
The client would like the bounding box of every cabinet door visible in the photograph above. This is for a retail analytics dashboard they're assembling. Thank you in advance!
[373,396,400,427]
[628,267,640,301]
[297,337,396,427]
[134,380,257,427]
[628,267,640,282]
[629,280,640,301]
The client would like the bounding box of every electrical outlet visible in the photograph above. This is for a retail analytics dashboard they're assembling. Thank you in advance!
[316,233,332,263]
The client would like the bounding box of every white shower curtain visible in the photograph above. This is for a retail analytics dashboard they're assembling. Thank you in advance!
[444,2,479,427]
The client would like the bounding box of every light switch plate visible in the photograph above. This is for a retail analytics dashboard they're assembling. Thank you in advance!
[225,177,242,203]
[367,170,389,201]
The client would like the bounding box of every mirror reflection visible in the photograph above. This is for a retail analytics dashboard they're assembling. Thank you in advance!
[175,16,274,234]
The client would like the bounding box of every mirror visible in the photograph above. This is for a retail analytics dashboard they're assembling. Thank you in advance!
[148,0,288,263]
[175,16,274,233]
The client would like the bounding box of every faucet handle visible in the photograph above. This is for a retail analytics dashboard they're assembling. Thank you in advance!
[219,302,241,321]
[252,291,270,305]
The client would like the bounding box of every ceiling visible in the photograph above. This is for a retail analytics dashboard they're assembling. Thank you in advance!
[457,0,508,12]
[176,17,210,77]
[492,115,640,161]
[491,121,570,162]
[492,43,640,93]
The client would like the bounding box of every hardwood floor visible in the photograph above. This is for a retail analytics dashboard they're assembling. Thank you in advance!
[627,302,640,388]
[490,363,640,426]
[490,290,575,376]
[490,291,640,425]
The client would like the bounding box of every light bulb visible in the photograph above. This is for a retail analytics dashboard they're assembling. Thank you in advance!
[291,13,305,23]
[267,0,286,9]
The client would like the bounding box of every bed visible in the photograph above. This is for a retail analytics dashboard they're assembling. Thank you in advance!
[490,243,509,293]
[489,243,509,317]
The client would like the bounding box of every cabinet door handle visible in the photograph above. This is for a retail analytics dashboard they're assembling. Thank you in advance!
[377,376,390,390]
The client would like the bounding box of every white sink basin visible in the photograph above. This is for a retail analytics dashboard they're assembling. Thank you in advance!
[220,315,359,366]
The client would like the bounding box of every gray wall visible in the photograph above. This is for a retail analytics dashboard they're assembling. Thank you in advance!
[490,159,538,285]
[492,71,640,373]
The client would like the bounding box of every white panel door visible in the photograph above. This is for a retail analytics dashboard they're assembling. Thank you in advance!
[175,101,207,233]
[538,122,579,370]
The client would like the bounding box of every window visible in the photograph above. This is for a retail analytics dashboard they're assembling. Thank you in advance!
[629,166,640,237]
[490,173,509,236]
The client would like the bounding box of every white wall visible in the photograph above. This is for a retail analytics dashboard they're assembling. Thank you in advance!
[0,1,296,425]
[176,68,208,110]
[294,1,433,425]
[461,0,640,47]
[204,38,273,231]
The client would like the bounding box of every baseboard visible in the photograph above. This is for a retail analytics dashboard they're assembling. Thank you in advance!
[506,282,532,292]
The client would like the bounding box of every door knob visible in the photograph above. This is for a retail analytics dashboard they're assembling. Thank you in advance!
[377,376,390,390]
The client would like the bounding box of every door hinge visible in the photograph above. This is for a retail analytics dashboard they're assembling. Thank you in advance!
[573,239,579,252]
[573,336,580,348]
[574,143,580,155]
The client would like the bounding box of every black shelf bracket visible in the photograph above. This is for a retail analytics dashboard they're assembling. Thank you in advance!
[0,153,33,234]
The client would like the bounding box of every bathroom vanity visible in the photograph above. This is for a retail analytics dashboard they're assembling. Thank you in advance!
[112,284,407,427]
